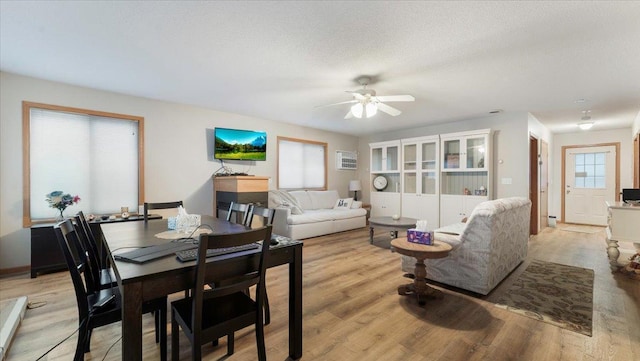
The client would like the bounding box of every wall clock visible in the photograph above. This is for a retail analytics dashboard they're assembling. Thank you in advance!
[373,175,388,191]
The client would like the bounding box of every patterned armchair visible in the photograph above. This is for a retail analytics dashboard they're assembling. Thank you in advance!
[401,197,531,295]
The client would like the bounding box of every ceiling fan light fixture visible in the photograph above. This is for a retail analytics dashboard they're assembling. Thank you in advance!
[365,102,377,117]
[351,103,364,118]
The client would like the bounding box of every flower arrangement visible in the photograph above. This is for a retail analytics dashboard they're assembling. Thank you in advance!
[46,191,80,219]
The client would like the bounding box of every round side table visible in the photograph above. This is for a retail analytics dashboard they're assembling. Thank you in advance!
[390,238,452,305]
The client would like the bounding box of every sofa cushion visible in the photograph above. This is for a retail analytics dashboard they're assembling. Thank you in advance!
[287,208,367,225]
[333,197,353,209]
[308,190,340,209]
[289,191,314,210]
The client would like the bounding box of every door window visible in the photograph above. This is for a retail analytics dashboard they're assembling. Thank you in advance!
[574,152,606,189]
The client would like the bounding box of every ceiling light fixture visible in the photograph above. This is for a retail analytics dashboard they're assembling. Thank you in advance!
[350,103,363,118]
[350,101,378,119]
[578,122,594,130]
[365,102,377,117]
[578,110,594,130]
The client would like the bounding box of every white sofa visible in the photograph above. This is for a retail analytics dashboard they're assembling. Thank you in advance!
[401,197,531,295]
[269,190,367,239]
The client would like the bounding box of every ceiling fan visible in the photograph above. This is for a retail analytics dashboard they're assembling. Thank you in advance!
[319,77,415,119]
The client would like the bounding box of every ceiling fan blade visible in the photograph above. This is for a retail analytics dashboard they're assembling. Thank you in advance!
[375,95,415,102]
[315,99,357,109]
[377,102,402,116]
[344,110,354,119]
[346,91,366,100]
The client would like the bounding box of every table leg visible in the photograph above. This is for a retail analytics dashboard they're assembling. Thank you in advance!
[606,238,621,270]
[121,281,143,360]
[289,246,303,359]
[397,258,443,305]
[369,226,374,244]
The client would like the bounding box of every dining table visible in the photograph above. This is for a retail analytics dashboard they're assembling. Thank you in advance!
[100,215,303,360]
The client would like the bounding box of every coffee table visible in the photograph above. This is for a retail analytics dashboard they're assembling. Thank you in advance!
[390,237,452,305]
[368,216,417,244]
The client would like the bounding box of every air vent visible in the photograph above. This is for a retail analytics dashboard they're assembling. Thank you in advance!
[336,150,357,170]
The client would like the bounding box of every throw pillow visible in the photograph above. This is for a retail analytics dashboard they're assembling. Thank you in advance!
[351,201,363,209]
[333,197,353,210]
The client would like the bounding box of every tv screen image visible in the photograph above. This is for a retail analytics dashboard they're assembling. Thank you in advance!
[214,128,267,161]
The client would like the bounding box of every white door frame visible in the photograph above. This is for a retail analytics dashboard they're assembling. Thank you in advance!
[561,143,620,224]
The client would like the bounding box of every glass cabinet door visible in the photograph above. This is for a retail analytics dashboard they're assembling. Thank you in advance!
[404,173,417,194]
[466,136,487,169]
[386,145,399,171]
[421,142,436,171]
[442,139,461,169]
[371,147,383,172]
[422,172,437,194]
[403,144,417,171]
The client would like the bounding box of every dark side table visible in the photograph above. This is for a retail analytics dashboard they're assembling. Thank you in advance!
[30,214,160,278]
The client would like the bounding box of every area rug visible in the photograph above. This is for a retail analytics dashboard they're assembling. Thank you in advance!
[495,259,594,336]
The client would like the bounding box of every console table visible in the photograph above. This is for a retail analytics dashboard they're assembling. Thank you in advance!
[213,175,269,219]
[30,214,160,278]
[605,201,640,271]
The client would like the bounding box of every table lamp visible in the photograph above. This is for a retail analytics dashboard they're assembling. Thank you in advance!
[349,180,362,201]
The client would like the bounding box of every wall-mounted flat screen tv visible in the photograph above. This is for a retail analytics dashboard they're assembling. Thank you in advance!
[214,127,267,161]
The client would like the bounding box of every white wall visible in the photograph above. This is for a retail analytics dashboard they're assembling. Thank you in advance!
[356,112,532,204]
[633,111,640,136]
[550,128,634,222]
[0,72,359,270]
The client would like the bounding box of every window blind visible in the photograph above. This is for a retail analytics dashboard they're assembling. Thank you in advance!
[29,108,139,219]
[278,139,325,189]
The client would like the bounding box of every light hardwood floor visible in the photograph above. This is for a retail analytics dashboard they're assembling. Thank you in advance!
[1,226,638,360]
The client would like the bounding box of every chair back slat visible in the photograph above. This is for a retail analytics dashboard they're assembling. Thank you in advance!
[74,213,102,287]
[226,202,253,226]
[246,206,276,228]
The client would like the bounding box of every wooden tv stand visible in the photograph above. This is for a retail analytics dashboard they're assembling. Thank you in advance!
[213,175,269,218]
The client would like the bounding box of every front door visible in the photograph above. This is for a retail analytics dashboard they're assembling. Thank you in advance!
[564,145,616,225]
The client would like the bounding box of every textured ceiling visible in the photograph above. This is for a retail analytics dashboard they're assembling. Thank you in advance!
[2,1,639,135]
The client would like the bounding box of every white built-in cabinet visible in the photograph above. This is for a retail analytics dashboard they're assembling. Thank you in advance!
[439,129,491,225]
[440,194,488,225]
[369,129,492,227]
[401,136,440,228]
[369,140,401,217]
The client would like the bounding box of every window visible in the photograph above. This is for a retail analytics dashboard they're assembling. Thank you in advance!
[277,137,327,190]
[574,152,606,189]
[23,102,144,226]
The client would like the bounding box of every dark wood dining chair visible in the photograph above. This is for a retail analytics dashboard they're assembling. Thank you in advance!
[226,201,253,225]
[144,201,184,221]
[54,219,167,361]
[244,206,276,324]
[245,205,276,228]
[74,211,117,290]
[171,226,272,361]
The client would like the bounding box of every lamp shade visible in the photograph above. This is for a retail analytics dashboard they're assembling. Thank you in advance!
[349,180,362,191]
[365,102,377,117]
[351,103,364,118]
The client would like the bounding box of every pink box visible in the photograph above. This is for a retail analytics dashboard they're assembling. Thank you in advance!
[407,229,434,245]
